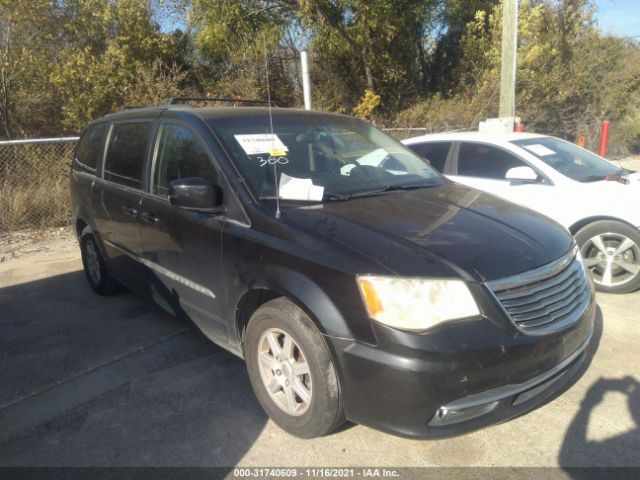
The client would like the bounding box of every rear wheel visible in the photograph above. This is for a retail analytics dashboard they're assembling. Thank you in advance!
[575,220,640,294]
[244,298,344,438]
[80,231,120,295]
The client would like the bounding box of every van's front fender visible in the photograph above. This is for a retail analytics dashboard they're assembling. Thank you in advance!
[227,262,376,350]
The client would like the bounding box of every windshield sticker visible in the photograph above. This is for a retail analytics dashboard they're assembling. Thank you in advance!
[279,173,324,201]
[234,134,289,156]
[523,144,556,157]
[268,147,287,157]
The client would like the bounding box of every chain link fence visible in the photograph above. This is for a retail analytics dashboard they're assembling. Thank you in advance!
[0,137,79,233]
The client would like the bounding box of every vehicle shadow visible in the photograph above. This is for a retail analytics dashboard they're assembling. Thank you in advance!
[559,377,640,473]
[558,306,640,477]
[0,267,268,467]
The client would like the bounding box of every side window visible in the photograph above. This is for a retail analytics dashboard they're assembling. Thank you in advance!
[457,143,527,179]
[408,142,451,172]
[73,123,107,174]
[153,124,218,197]
[104,122,153,189]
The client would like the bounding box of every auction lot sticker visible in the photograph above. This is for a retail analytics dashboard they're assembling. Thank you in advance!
[235,134,289,156]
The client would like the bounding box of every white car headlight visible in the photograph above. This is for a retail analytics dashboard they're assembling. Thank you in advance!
[356,275,480,331]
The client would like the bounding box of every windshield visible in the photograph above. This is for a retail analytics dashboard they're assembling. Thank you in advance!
[512,136,632,182]
[208,113,441,199]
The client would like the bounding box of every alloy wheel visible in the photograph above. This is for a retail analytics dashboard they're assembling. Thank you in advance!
[257,328,312,416]
[581,233,640,288]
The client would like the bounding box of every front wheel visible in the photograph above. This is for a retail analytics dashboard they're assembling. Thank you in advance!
[575,220,640,294]
[244,298,344,438]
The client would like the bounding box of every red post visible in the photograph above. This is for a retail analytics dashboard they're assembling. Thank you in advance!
[515,122,525,132]
[578,135,585,148]
[599,120,610,157]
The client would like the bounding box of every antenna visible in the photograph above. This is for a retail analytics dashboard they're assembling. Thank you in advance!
[263,35,281,220]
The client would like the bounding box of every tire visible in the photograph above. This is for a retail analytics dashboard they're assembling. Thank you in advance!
[79,231,121,295]
[244,297,344,438]
[575,220,640,294]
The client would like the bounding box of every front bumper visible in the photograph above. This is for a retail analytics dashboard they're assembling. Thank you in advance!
[327,294,596,438]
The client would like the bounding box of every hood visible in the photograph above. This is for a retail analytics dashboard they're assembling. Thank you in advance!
[284,182,573,282]
[615,171,640,192]
[626,171,640,182]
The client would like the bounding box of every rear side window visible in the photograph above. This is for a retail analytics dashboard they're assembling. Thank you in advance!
[408,142,451,172]
[104,122,153,189]
[153,124,218,196]
[457,143,527,179]
[74,123,107,174]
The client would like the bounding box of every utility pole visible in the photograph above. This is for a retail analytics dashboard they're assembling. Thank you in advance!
[499,0,518,119]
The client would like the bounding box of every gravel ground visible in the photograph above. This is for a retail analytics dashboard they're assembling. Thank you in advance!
[612,156,640,171]
[0,226,77,264]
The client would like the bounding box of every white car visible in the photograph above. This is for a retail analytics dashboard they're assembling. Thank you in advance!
[403,132,640,293]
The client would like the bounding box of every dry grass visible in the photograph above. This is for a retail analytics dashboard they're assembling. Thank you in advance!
[0,181,69,232]
[0,140,75,233]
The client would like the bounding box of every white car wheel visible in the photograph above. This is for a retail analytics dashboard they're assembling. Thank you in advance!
[576,221,640,294]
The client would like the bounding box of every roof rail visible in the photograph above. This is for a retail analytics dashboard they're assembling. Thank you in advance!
[121,105,150,110]
[169,97,277,107]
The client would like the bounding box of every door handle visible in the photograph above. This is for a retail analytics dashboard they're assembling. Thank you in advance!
[122,206,138,216]
[141,212,160,224]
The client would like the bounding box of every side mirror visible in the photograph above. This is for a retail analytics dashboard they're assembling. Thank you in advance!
[505,166,538,183]
[169,177,223,212]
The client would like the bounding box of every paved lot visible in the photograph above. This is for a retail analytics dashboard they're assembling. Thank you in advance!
[0,247,638,468]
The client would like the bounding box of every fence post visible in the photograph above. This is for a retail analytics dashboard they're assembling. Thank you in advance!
[599,120,610,158]
[300,51,312,111]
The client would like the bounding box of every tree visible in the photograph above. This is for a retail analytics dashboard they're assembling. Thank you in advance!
[397,0,640,155]
[1,0,639,157]
[300,0,438,112]
[0,0,61,138]
[188,1,439,113]
[190,0,295,103]
[429,0,499,93]
[51,0,188,131]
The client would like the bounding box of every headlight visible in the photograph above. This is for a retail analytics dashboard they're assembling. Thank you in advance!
[356,275,480,331]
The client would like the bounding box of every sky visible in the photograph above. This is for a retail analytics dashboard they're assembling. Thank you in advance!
[594,0,640,38]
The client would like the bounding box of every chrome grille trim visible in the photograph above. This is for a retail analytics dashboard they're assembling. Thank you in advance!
[486,247,592,335]
[497,261,579,302]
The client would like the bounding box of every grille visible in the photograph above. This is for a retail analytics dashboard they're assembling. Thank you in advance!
[487,248,592,334]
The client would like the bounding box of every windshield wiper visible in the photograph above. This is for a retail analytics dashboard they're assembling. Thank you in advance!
[324,183,435,201]
[581,175,606,183]
[581,169,631,183]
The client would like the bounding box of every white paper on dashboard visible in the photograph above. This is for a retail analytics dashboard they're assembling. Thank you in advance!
[523,144,557,157]
[234,134,289,155]
[279,173,324,201]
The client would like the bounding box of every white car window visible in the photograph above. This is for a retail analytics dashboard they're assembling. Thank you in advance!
[512,137,633,182]
[457,143,530,180]
[407,142,451,172]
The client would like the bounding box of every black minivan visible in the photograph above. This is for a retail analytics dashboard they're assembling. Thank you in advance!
[70,102,596,439]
